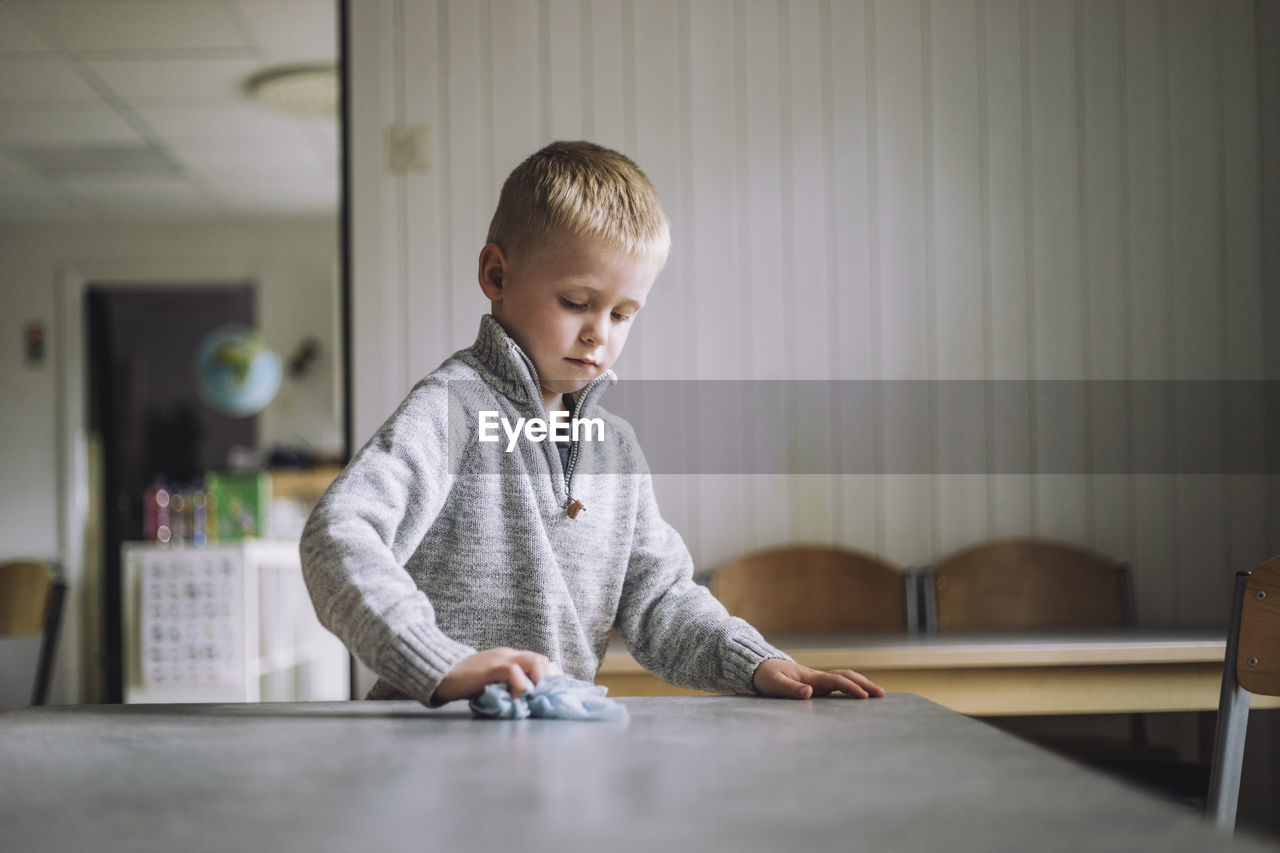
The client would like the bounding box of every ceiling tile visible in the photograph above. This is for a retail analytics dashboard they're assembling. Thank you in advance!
[0,183,91,223]
[211,178,337,214]
[259,44,337,68]
[303,122,339,160]
[10,143,180,180]
[0,58,102,100]
[0,107,142,144]
[173,144,323,178]
[22,2,249,52]
[136,104,313,142]
[60,176,218,219]
[0,6,53,53]
[0,148,34,175]
[0,1,339,222]
[86,57,262,100]
[233,1,336,53]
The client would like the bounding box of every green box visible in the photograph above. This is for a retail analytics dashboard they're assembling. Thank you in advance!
[205,471,272,541]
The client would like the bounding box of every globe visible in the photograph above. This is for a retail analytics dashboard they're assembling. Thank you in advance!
[194,325,283,417]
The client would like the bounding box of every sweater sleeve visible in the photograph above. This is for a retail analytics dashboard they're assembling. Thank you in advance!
[300,381,477,705]
[612,448,792,695]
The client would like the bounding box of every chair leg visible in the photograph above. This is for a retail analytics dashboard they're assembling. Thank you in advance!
[1206,684,1250,830]
[31,581,66,706]
[1205,572,1252,831]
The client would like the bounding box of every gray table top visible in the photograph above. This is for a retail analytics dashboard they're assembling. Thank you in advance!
[0,694,1271,853]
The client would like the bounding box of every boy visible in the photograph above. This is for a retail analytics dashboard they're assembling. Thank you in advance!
[301,140,883,706]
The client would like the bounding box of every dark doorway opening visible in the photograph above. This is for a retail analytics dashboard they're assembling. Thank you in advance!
[87,284,256,702]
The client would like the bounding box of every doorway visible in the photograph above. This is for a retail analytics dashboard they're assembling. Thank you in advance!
[86,284,257,702]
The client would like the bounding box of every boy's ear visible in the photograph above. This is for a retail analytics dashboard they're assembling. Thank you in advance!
[477,243,508,301]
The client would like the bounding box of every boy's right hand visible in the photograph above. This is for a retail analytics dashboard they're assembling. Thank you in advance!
[432,647,550,703]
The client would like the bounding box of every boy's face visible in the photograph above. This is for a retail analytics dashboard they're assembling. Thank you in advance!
[479,232,661,409]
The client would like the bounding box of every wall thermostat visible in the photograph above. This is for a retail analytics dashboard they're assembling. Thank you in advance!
[25,322,45,365]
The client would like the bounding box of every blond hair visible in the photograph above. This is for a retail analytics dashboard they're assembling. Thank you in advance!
[486,140,670,267]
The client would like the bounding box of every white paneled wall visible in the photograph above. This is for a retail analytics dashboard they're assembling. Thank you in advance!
[348,0,1278,626]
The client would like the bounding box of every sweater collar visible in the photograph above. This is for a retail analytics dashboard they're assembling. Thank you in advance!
[464,314,617,413]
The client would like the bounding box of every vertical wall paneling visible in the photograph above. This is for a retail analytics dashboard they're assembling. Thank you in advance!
[489,0,542,183]
[864,0,887,557]
[829,0,878,552]
[1262,1,1280,691]
[1079,2,1128,383]
[929,0,989,556]
[1028,1,1085,382]
[688,0,739,382]
[1168,0,1229,620]
[981,0,1033,538]
[873,0,928,383]
[616,0,643,375]
[1219,0,1267,587]
[671,0,700,561]
[445,0,489,350]
[976,0,999,545]
[588,0,627,152]
[626,0,693,563]
[731,0,758,555]
[351,0,1273,620]
[1221,0,1263,382]
[688,0,747,562]
[546,0,585,140]
[874,0,934,566]
[1123,0,1176,623]
[737,0,774,550]
[1080,0,1133,562]
[1265,0,1280,387]
[787,0,832,381]
[744,0,795,549]
[928,0,985,384]
[389,3,411,396]
[350,0,407,445]
[630,0,685,382]
[1258,1,1280,570]
[1247,1,1280,801]
[346,0,403,701]
[404,0,447,382]
[1028,0,1087,542]
[786,0,836,542]
[827,0,872,379]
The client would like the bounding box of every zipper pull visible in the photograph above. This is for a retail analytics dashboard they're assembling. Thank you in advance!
[566,498,586,519]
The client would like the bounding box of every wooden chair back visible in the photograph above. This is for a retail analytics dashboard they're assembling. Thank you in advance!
[1207,553,1280,830]
[0,560,67,705]
[711,545,910,633]
[1236,555,1280,697]
[0,561,54,636]
[926,538,1133,632]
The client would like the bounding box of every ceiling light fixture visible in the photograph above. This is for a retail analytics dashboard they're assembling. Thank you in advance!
[244,64,339,119]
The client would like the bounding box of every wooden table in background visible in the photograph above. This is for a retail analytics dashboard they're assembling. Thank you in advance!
[596,630,1280,716]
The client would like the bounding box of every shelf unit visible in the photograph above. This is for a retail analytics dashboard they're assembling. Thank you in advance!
[122,540,348,703]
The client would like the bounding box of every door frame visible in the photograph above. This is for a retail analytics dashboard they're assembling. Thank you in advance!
[57,259,258,704]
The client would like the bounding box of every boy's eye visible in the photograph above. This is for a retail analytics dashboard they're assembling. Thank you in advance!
[561,298,587,310]
[611,311,632,322]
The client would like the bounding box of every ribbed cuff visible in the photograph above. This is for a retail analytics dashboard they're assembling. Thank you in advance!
[378,621,478,707]
[722,632,794,695]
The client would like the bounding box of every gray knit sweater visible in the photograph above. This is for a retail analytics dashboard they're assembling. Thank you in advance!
[300,314,790,705]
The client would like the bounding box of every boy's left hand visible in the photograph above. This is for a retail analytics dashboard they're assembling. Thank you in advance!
[753,658,885,700]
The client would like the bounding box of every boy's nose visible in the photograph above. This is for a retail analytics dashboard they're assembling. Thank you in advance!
[581,314,608,346]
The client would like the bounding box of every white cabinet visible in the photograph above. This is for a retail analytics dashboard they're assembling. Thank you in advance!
[123,541,348,703]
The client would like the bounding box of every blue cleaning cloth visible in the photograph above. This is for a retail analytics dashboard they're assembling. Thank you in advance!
[469,669,629,722]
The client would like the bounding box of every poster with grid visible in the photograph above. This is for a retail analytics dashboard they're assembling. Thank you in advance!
[138,549,241,687]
